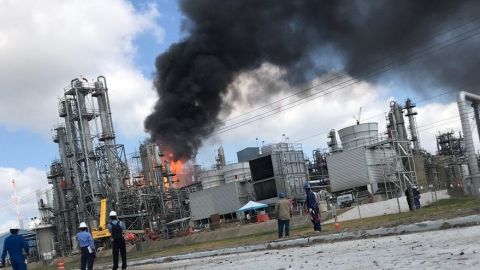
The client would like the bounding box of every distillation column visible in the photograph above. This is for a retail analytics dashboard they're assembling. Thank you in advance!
[389,101,410,147]
[70,79,102,223]
[405,98,421,152]
[60,97,87,222]
[53,125,77,249]
[94,78,121,197]
[47,161,69,254]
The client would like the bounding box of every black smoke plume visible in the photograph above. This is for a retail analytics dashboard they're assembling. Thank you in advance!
[145,0,480,160]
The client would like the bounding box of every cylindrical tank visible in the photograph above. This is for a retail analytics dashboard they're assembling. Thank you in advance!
[200,169,224,189]
[223,162,251,183]
[338,122,378,150]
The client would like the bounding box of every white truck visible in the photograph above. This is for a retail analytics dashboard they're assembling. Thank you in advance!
[336,193,354,208]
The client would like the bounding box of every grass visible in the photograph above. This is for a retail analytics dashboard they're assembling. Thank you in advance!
[30,196,480,269]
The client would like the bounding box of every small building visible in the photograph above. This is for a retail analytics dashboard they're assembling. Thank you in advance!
[249,143,308,203]
[189,181,251,225]
[237,147,260,162]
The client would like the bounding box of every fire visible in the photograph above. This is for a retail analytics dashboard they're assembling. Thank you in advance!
[162,149,186,188]
[169,160,184,177]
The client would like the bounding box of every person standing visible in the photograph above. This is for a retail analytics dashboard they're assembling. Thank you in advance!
[304,182,321,232]
[108,211,127,270]
[275,192,292,238]
[405,187,414,211]
[413,186,421,209]
[76,222,95,270]
[1,226,29,270]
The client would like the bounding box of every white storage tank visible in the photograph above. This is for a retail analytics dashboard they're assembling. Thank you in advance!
[223,162,251,183]
[338,122,378,150]
[200,169,224,189]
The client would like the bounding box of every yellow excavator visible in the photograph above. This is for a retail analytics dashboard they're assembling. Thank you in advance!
[91,198,111,239]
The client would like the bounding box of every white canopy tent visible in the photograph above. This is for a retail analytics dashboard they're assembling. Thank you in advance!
[237,201,268,212]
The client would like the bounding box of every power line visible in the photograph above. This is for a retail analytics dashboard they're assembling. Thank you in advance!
[293,89,477,144]
[0,188,47,211]
[210,23,480,136]
[219,17,480,127]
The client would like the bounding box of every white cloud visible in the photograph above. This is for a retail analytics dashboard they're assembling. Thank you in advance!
[0,167,48,233]
[0,0,160,137]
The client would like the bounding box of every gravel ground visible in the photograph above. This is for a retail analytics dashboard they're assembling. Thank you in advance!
[129,225,480,270]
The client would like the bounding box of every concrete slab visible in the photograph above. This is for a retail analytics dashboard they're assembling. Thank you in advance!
[325,190,449,224]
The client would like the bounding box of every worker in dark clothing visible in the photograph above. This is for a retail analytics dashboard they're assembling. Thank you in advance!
[304,182,321,231]
[413,186,421,209]
[405,187,414,211]
[76,222,95,270]
[108,211,127,270]
[1,226,29,270]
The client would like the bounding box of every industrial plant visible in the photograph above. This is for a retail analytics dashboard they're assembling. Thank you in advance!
[36,77,190,258]
[27,77,480,262]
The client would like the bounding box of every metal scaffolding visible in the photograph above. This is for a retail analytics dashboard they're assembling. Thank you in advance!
[45,77,131,254]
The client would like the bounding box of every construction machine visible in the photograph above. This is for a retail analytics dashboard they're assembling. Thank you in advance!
[91,198,111,240]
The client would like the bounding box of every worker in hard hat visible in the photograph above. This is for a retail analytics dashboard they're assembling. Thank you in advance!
[76,222,95,270]
[274,192,292,238]
[107,211,127,270]
[1,226,29,270]
[304,182,321,232]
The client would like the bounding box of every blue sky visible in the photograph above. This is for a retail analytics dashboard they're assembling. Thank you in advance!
[130,0,184,77]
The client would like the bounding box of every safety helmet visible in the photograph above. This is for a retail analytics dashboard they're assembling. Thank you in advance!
[109,211,117,217]
[10,225,20,230]
[79,222,88,228]
[303,182,311,189]
[278,192,285,198]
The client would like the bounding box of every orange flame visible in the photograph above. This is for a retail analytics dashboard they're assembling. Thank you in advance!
[163,149,186,188]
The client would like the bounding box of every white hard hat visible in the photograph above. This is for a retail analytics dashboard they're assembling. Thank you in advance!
[109,211,117,217]
[10,225,19,230]
[79,222,88,228]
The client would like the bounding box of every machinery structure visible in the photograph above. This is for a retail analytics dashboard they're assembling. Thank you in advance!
[126,143,190,233]
[433,130,468,194]
[325,100,420,201]
[307,149,330,190]
[43,77,190,256]
[45,77,129,254]
[38,81,480,258]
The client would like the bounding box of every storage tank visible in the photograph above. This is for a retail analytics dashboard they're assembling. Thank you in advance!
[200,169,224,189]
[223,162,251,183]
[338,122,378,150]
